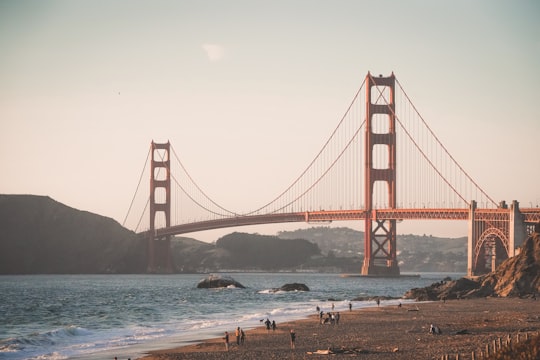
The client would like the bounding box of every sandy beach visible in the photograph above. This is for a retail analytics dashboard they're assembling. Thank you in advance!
[138,297,540,360]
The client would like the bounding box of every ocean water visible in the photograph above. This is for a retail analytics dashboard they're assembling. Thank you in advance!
[0,272,462,360]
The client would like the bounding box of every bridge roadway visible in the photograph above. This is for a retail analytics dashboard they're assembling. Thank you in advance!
[144,207,540,238]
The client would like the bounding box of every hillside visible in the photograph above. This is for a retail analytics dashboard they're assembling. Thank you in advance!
[171,233,322,272]
[0,195,146,273]
[398,234,467,272]
[278,227,364,257]
[0,195,325,274]
[482,229,540,296]
[0,194,469,274]
[278,226,467,272]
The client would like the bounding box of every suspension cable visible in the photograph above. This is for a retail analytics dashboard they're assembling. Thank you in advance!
[244,77,367,215]
[169,171,239,217]
[368,73,468,206]
[368,73,496,207]
[270,123,364,213]
[395,77,497,206]
[170,145,239,216]
[122,145,151,226]
[135,197,150,232]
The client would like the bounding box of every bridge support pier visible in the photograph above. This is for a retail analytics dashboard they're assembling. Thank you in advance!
[509,201,526,257]
[362,218,400,276]
[467,201,477,276]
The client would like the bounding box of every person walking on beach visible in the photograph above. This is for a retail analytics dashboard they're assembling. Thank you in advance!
[271,320,276,332]
[349,302,352,311]
[240,329,245,345]
[235,327,241,345]
[289,329,296,349]
[265,318,271,332]
[223,331,230,351]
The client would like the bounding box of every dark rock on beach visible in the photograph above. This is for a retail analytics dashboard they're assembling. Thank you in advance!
[404,277,481,301]
[196,274,245,289]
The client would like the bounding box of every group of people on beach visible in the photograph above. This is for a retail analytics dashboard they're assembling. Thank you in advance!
[263,318,277,332]
[223,326,246,351]
[223,318,296,351]
[316,304,343,325]
[319,310,341,324]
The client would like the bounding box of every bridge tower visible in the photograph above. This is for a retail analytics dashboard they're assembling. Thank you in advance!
[361,73,400,276]
[148,141,173,273]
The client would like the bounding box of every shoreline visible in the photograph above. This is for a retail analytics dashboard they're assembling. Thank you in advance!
[124,298,409,360]
[137,297,540,360]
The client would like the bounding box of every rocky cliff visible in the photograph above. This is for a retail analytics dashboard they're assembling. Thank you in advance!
[480,229,540,297]
[405,230,540,300]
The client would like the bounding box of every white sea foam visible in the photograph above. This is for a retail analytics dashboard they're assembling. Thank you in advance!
[30,351,67,360]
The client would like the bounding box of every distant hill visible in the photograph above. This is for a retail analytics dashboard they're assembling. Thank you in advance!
[171,233,321,272]
[278,226,467,272]
[216,232,320,270]
[0,195,324,274]
[278,227,364,257]
[398,234,467,272]
[0,194,468,274]
[0,195,146,274]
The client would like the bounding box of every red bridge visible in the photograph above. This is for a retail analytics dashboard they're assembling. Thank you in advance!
[124,73,540,276]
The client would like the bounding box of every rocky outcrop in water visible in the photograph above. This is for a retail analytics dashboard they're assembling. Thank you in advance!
[279,283,310,292]
[405,231,540,301]
[196,274,246,289]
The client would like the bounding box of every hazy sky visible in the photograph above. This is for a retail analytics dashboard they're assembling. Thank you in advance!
[1,0,539,242]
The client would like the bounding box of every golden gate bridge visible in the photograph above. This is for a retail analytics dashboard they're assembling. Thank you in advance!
[123,72,540,276]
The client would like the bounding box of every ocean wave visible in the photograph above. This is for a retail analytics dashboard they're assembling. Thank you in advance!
[3,326,91,350]
[258,288,283,294]
[1,273,450,360]
[0,325,94,360]
[0,338,20,353]
[28,351,67,360]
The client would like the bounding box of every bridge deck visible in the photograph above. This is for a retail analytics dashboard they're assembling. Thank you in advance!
[142,208,540,238]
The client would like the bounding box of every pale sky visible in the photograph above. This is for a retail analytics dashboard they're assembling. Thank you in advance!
[1,0,539,242]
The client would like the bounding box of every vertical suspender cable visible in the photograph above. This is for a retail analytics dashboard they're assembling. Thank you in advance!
[123,145,151,227]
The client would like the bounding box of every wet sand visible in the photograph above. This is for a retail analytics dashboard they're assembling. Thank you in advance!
[138,297,540,359]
